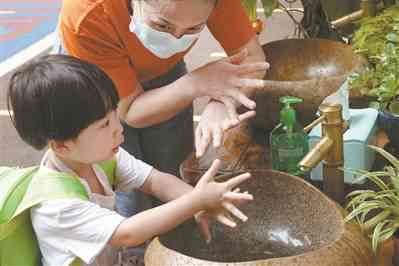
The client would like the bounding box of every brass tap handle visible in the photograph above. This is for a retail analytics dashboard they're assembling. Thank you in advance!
[303,115,325,134]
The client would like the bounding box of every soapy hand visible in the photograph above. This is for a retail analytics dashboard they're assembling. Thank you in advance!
[193,159,253,243]
[188,49,269,115]
[195,101,255,158]
[194,187,251,243]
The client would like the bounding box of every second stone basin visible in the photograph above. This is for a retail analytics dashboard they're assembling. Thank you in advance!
[145,170,373,266]
[252,38,366,132]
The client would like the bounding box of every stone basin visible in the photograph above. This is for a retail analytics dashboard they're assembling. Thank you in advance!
[252,38,366,132]
[145,170,373,266]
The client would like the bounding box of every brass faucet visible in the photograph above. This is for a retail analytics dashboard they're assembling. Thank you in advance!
[298,103,345,204]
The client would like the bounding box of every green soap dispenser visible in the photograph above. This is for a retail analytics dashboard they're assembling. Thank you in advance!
[270,96,309,176]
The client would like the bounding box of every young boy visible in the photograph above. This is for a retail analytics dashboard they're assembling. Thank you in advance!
[6,55,253,266]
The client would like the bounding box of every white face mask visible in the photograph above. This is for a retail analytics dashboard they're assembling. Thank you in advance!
[129,16,200,59]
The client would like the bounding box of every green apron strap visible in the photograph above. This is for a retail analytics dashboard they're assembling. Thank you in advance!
[98,159,117,185]
[0,211,28,241]
[12,167,89,220]
[0,166,90,266]
[70,258,83,266]
[0,166,38,223]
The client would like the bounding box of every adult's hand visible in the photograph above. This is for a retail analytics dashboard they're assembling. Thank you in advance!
[195,101,255,158]
[188,49,269,114]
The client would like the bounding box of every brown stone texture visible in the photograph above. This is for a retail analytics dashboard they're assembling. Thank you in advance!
[252,39,366,132]
[145,170,373,266]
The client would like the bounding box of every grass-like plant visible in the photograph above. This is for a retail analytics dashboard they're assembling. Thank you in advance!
[345,145,399,252]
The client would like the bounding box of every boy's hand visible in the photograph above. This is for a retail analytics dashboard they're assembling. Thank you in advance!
[193,159,253,242]
[194,188,251,243]
[194,159,253,209]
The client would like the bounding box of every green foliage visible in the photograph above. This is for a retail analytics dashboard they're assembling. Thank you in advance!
[241,0,258,21]
[260,0,279,17]
[241,0,279,21]
[345,145,399,252]
[349,5,399,114]
[352,6,399,59]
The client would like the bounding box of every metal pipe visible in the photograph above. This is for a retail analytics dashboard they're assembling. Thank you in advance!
[331,1,384,28]
[331,9,364,28]
[320,104,345,204]
[298,103,345,204]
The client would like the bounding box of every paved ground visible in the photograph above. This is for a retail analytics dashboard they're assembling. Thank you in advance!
[0,1,60,60]
[0,2,302,167]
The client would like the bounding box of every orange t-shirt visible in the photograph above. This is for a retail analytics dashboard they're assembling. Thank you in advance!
[60,0,255,98]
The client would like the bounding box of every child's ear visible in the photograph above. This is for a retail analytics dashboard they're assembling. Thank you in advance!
[48,140,70,156]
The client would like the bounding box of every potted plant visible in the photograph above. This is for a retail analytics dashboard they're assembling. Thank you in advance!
[349,36,399,114]
[348,5,399,113]
[345,145,399,264]
[348,5,399,153]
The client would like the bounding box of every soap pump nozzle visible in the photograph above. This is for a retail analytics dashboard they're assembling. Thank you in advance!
[280,96,303,134]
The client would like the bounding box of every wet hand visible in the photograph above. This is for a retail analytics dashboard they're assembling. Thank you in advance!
[195,101,255,158]
[189,49,269,110]
[194,187,252,243]
[193,159,253,241]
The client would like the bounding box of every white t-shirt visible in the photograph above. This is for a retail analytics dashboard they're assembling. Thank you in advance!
[31,148,153,266]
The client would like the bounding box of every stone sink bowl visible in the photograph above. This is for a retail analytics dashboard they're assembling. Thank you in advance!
[145,170,373,266]
[252,38,365,132]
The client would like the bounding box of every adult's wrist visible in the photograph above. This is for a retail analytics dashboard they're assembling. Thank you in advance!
[183,71,204,98]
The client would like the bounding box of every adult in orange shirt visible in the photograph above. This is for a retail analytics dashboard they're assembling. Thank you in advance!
[56,0,267,214]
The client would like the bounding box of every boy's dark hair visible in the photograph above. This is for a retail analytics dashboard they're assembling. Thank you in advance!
[7,54,120,150]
